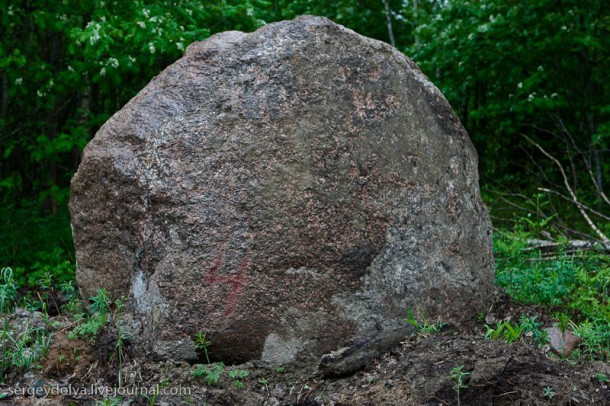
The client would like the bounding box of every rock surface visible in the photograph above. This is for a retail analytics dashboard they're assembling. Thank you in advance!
[70,16,494,365]
[546,327,581,358]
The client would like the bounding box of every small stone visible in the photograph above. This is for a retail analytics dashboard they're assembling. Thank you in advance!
[546,327,581,358]
[485,313,497,325]
[269,384,286,398]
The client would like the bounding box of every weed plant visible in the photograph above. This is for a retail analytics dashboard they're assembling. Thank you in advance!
[404,308,445,339]
[192,362,225,386]
[450,365,469,406]
[143,379,168,405]
[109,298,130,388]
[494,228,610,360]
[0,267,18,314]
[194,331,212,364]
[0,318,53,381]
[69,288,111,340]
[228,369,250,389]
[0,267,55,381]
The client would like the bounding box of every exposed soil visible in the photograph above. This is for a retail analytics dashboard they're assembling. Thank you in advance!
[1,292,609,405]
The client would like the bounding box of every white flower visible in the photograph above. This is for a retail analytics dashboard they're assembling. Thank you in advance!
[37,89,46,97]
[142,8,150,18]
[137,21,146,29]
[100,67,106,76]
[48,79,54,87]
[537,65,544,71]
[107,58,119,68]
[14,78,23,85]
[90,30,100,45]
[551,93,558,98]
[148,43,155,54]
[477,23,489,33]
[562,25,567,31]
[68,65,74,72]
[89,24,101,45]
[527,92,536,102]
[517,82,523,89]
[176,42,184,51]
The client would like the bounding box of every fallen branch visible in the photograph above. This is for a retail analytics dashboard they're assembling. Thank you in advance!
[519,239,610,259]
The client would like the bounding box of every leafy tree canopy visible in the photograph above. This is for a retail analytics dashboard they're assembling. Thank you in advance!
[0,0,608,279]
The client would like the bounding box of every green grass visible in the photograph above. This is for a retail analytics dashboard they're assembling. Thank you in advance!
[0,204,75,289]
[484,314,548,346]
[494,229,610,360]
[404,307,445,339]
[0,292,54,382]
[68,288,112,340]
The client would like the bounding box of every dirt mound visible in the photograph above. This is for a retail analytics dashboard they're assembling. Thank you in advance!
[2,304,609,405]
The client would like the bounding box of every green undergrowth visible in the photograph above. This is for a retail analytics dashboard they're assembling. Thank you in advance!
[0,205,75,289]
[494,228,610,360]
[0,266,126,383]
[0,218,608,388]
[0,267,63,382]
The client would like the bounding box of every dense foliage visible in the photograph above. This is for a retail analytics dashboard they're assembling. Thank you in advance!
[0,0,269,279]
[494,230,610,360]
[0,0,608,313]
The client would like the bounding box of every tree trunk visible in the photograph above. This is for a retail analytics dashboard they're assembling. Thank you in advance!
[413,0,419,45]
[382,0,396,47]
[43,33,61,214]
[0,73,6,181]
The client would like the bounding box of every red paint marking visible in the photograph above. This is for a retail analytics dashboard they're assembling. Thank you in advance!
[204,243,227,283]
[223,256,251,317]
[204,243,250,317]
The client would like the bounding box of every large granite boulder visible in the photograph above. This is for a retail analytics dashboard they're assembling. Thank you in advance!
[70,16,494,365]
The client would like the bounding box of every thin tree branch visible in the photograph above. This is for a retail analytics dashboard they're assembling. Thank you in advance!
[522,134,610,247]
[549,115,610,207]
[538,187,610,222]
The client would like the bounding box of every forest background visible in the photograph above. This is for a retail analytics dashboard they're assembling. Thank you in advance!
[0,0,608,295]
